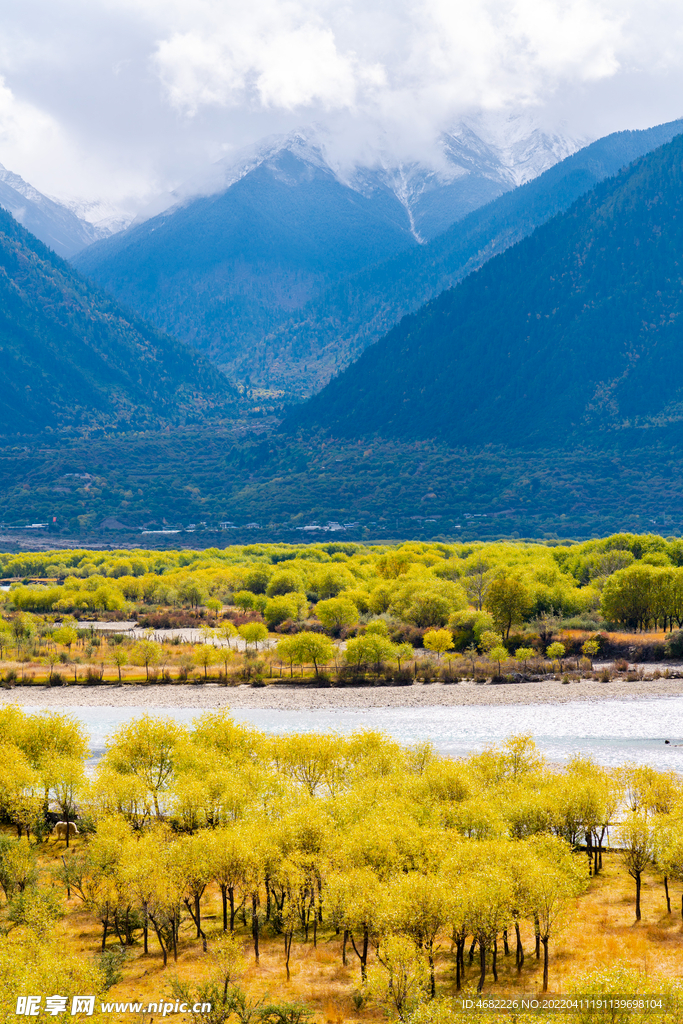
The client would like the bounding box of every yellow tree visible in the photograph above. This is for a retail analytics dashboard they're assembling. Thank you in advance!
[422,629,454,660]
[207,826,252,932]
[527,836,587,991]
[177,832,213,945]
[618,811,655,922]
[467,858,513,992]
[655,810,683,917]
[102,715,183,818]
[385,872,451,996]
[45,755,84,848]
[0,744,42,839]
[366,935,430,1022]
[326,867,384,982]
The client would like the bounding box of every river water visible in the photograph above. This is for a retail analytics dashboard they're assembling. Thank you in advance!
[56,697,683,770]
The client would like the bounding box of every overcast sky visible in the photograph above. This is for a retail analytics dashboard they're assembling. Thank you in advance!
[1,0,682,216]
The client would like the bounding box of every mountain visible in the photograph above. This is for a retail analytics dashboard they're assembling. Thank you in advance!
[72,117,579,388]
[0,164,109,258]
[267,118,683,395]
[0,207,237,435]
[286,131,683,448]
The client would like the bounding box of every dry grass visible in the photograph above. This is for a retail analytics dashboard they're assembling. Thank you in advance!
[25,837,683,1024]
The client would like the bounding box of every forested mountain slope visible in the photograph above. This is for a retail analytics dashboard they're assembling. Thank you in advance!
[72,121,578,394]
[270,119,683,395]
[73,145,419,382]
[287,132,683,447]
[0,209,237,435]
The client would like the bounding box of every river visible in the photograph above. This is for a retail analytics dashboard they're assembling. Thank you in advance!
[54,696,683,770]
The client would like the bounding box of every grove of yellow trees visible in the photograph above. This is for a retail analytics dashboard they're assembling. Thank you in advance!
[1,706,683,1022]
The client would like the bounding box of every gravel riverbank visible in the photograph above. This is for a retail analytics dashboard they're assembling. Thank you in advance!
[1,675,682,711]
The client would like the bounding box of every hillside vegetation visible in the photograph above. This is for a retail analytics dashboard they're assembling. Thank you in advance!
[288,132,683,445]
[0,208,238,435]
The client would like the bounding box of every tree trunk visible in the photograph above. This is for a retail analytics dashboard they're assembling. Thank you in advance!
[635,871,642,921]
[151,919,168,967]
[229,888,236,932]
[350,927,369,982]
[195,893,201,938]
[285,930,293,981]
[221,885,228,932]
[342,929,348,966]
[503,929,509,955]
[542,937,549,992]
[664,876,671,914]
[469,937,477,964]
[534,916,540,959]
[477,941,486,993]
[515,921,524,971]
[492,938,498,983]
[428,945,435,998]
[252,894,259,960]
[101,916,109,952]
[455,937,465,991]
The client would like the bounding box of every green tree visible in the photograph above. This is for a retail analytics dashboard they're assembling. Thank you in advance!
[133,640,161,680]
[514,647,534,671]
[546,641,566,669]
[485,573,531,639]
[582,639,600,666]
[462,555,492,611]
[422,629,454,660]
[290,632,334,676]
[111,647,128,683]
[195,646,220,680]
[238,623,269,651]
[264,595,304,629]
[488,645,508,675]
[394,643,414,670]
[315,598,359,634]
[52,626,77,652]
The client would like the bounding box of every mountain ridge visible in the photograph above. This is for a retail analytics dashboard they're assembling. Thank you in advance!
[0,164,113,258]
[264,118,683,396]
[72,116,581,388]
[0,207,237,435]
[285,131,683,448]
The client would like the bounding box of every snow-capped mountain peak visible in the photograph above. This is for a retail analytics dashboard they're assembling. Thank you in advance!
[128,113,585,242]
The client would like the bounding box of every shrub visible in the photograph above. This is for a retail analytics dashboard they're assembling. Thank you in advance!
[665,629,683,658]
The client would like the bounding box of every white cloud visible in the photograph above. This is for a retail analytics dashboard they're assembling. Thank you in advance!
[0,0,681,210]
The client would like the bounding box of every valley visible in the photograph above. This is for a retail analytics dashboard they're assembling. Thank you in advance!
[3,117,683,548]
